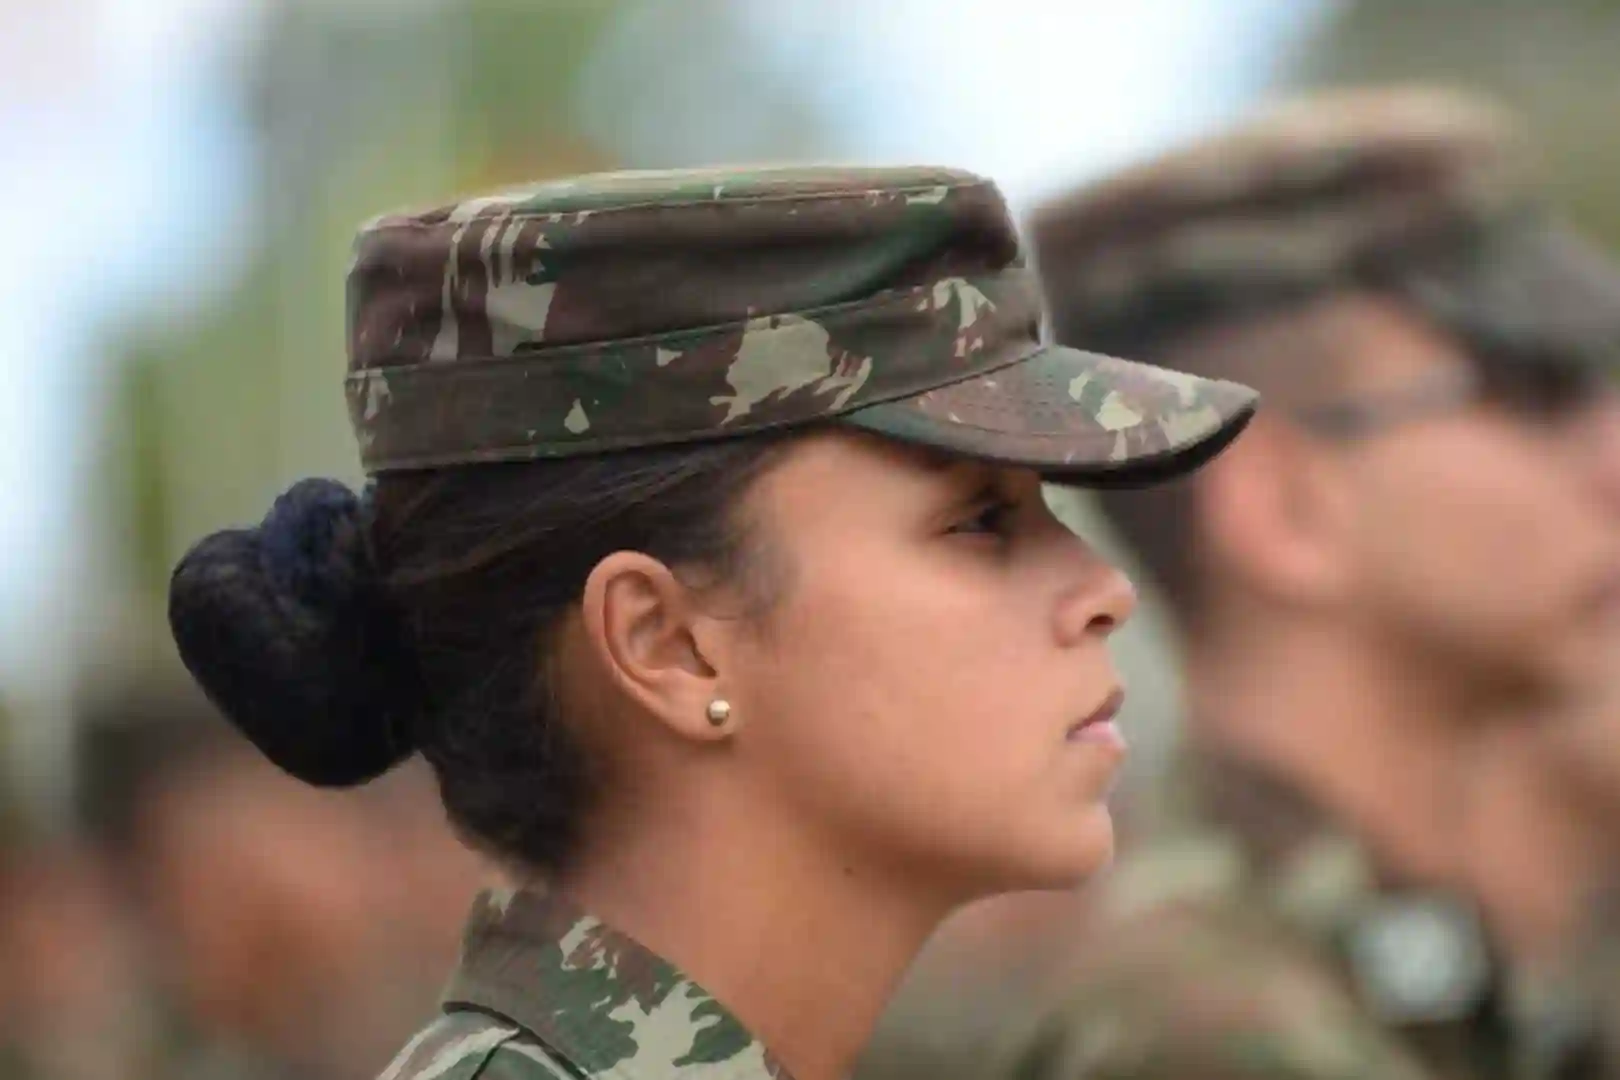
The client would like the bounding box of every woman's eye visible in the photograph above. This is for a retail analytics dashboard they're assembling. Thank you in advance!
[949,500,1016,537]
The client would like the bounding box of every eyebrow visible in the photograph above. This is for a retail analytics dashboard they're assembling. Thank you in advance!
[915,453,1013,505]
[913,448,985,476]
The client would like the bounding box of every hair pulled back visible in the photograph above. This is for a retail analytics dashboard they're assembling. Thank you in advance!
[168,438,787,871]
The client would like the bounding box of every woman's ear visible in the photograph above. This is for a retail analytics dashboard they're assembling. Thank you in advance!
[578,552,735,743]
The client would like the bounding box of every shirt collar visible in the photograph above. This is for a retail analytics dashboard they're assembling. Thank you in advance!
[443,887,793,1080]
[1158,743,1516,1030]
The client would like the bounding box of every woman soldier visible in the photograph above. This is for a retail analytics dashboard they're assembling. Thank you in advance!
[168,165,1256,1080]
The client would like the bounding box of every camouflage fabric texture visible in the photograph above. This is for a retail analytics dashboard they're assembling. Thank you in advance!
[344,165,1255,484]
[998,752,1598,1080]
[379,887,791,1080]
[1027,85,1620,373]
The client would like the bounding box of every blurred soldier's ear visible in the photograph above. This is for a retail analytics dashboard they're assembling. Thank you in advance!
[1196,412,1357,612]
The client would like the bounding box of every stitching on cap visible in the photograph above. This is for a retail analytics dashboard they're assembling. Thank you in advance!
[907,403,1232,442]
[360,343,1044,473]
[360,177,995,233]
[348,267,1036,379]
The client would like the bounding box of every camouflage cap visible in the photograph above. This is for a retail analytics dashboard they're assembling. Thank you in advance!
[1029,85,1620,370]
[344,165,1256,486]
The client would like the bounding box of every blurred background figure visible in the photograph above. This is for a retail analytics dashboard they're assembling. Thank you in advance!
[72,667,488,1080]
[946,84,1620,1080]
[0,704,143,1080]
[5,2,1620,1079]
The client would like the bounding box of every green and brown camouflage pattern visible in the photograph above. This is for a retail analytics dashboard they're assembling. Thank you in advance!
[997,752,1602,1080]
[1028,85,1620,372]
[379,887,791,1080]
[344,165,1256,482]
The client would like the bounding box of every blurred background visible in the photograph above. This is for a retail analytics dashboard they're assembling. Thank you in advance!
[2,1,1619,1077]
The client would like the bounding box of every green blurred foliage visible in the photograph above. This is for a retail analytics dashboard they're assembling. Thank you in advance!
[92,0,627,620]
[1283,0,1620,247]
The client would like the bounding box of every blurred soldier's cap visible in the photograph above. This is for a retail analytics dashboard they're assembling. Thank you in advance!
[345,165,1256,486]
[1029,85,1620,377]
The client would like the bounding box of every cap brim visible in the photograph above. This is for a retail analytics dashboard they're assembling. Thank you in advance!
[839,344,1258,488]
[1407,217,1620,375]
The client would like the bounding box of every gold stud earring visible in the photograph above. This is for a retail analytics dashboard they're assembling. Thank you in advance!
[706,699,732,727]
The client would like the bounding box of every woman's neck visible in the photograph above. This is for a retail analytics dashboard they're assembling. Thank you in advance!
[558,789,952,1080]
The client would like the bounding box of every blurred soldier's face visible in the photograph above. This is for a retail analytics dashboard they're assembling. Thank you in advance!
[136,750,485,1074]
[1311,296,1620,704]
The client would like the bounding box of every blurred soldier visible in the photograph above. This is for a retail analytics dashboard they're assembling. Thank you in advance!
[984,85,1620,1080]
[0,828,143,1080]
[75,670,489,1080]
[0,700,144,1080]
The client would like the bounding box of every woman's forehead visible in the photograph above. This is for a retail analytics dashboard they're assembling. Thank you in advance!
[752,433,1043,522]
[764,431,990,486]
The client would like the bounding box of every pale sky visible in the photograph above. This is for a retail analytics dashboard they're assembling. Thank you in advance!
[729,0,1329,210]
[0,0,1331,697]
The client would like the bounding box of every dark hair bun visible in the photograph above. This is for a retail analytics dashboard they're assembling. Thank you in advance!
[168,478,422,788]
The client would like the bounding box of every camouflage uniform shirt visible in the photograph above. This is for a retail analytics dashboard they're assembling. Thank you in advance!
[378,889,791,1080]
[1002,750,1603,1080]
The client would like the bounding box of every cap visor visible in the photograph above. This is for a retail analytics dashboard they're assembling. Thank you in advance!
[1430,219,1620,374]
[839,344,1258,488]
